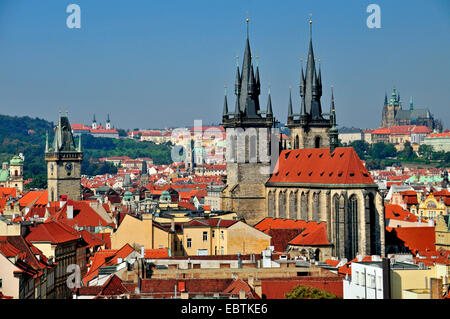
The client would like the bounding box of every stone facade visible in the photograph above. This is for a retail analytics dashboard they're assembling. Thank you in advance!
[45,114,83,202]
[265,185,385,260]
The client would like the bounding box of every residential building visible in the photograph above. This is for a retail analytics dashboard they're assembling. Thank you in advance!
[182,218,271,256]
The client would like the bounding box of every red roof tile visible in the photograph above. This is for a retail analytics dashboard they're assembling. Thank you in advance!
[268,147,375,185]
[26,221,79,244]
[385,204,418,222]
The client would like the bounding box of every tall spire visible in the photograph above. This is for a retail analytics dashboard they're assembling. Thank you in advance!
[384,92,388,105]
[223,85,229,118]
[78,134,82,152]
[301,14,323,120]
[329,86,338,153]
[409,96,414,110]
[288,86,293,119]
[235,16,261,118]
[266,84,273,116]
[45,131,49,153]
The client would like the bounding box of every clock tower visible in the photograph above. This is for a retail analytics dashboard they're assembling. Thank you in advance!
[45,112,83,202]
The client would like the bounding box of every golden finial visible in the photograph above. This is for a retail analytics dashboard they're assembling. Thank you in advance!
[309,13,312,24]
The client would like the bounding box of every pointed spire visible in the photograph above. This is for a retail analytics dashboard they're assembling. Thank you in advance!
[329,86,338,153]
[384,92,388,105]
[78,134,82,152]
[235,56,241,95]
[409,96,414,110]
[107,113,110,123]
[93,114,96,123]
[223,86,229,118]
[301,15,323,120]
[288,86,293,119]
[45,131,49,153]
[266,84,273,116]
[299,57,304,93]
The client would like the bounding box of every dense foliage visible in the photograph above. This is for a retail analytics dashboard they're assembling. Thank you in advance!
[344,140,450,170]
[0,114,172,189]
[285,284,341,299]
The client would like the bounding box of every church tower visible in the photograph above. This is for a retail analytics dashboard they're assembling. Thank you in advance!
[45,112,83,202]
[221,19,275,225]
[286,18,336,150]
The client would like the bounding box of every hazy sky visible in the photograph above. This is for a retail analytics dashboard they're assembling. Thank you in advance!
[0,0,449,130]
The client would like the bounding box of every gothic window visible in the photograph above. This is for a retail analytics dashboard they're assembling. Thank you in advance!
[300,192,308,220]
[312,192,320,221]
[278,191,286,218]
[333,195,341,257]
[315,136,321,148]
[268,191,275,217]
[348,195,359,260]
[368,193,378,255]
[289,191,298,219]
[295,135,299,149]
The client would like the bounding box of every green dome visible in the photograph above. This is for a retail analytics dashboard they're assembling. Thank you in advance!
[9,156,23,165]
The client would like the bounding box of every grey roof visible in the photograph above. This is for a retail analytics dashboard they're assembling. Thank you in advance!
[338,127,362,134]
[235,36,261,118]
[395,108,431,121]
[48,115,79,153]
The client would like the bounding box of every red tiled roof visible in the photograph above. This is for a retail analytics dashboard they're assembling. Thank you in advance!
[268,147,375,185]
[260,277,343,299]
[144,248,170,259]
[387,227,436,254]
[385,204,418,222]
[26,221,79,244]
[268,228,304,252]
[288,223,331,246]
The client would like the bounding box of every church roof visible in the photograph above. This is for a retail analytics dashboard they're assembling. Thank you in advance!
[267,147,375,186]
[395,109,430,121]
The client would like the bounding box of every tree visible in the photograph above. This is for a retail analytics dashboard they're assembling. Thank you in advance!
[285,284,340,299]
[370,142,397,159]
[349,140,370,160]
[398,141,416,160]
[418,144,434,160]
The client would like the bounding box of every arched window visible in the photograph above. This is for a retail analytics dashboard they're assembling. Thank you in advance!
[333,195,341,258]
[348,195,359,260]
[268,191,275,217]
[278,191,286,218]
[295,135,299,149]
[315,136,321,148]
[368,193,378,255]
[300,192,308,220]
[289,191,298,219]
[313,192,320,221]
[14,170,18,176]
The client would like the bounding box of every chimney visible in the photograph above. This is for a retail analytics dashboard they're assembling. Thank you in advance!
[67,200,74,219]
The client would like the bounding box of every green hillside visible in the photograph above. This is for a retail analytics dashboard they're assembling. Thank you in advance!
[0,114,173,189]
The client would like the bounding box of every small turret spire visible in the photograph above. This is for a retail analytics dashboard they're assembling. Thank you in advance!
[223,85,229,118]
[266,84,273,117]
[288,86,293,119]
[409,96,414,110]
[45,131,49,153]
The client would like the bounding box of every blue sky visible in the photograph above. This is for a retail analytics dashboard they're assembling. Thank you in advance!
[0,0,449,130]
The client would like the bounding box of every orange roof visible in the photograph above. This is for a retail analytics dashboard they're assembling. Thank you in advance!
[18,191,46,207]
[385,204,418,222]
[387,227,436,254]
[144,248,170,259]
[0,187,17,198]
[288,223,331,246]
[26,220,79,244]
[267,147,375,186]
